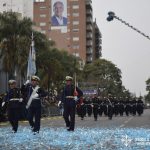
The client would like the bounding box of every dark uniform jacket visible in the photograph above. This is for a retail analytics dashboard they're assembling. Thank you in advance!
[24,84,47,108]
[61,84,83,105]
[4,88,22,108]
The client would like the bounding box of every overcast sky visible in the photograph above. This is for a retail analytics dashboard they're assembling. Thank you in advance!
[92,0,150,96]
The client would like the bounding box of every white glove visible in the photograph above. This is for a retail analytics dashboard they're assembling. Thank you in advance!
[58,101,61,107]
[26,105,29,109]
[32,93,39,99]
[24,80,30,85]
[19,98,23,102]
[2,102,5,107]
[74,96,78,101]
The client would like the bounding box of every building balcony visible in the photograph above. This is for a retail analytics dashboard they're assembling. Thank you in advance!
[86,33,92,39]
[86,48,93,54]
[86,0,92,10]
[86,56,93,63]
[86,17,93,24]
[86,25,93,31]
[86,9,93,16]
[86,40,93,46]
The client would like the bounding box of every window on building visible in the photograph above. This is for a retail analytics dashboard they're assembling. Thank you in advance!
[40,6,46,10]
[72,13,79,17]
[41,30,46,34]
[72,28,79,32]
[73,21,79,25]
[72,45,79,49]
[72,5,79,9]
[40,22,46,26]
[73,52,80,57]
[73,37,79,41]
[40,14,46,18]
[34,0,45,2]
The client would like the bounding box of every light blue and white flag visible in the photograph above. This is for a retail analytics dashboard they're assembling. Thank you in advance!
[27,34,36,79]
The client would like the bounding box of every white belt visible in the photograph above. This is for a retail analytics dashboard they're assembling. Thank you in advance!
[66,96,74,99]
[10,98,20,101]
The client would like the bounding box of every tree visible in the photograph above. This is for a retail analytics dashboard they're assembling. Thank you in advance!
[82,59,123,97]
[37,48,80,92]
[145,78,150,102]
[0,12,33,79]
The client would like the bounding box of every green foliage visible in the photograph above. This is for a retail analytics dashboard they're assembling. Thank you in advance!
[145,78,150,102]
[0,12,32,77]
[82,59,123,97]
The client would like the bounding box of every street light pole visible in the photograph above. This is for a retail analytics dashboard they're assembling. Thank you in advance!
[107,11,150,41]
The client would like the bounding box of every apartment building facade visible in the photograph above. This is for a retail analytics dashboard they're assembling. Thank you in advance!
[34,0,102,64]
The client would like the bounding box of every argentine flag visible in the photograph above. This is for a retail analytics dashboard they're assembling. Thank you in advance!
[27,35,36,79]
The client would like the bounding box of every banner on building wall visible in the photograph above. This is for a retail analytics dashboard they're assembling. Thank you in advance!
[51,0,67,33]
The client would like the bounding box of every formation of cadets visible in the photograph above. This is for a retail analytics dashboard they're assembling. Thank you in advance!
[0,75,145,133]
[76,94,144,121]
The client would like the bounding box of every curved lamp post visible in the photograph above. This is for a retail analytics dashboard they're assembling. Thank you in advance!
[107,11,150,41]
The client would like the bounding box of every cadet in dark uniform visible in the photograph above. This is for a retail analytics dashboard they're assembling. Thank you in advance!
[107,95,114,120]
[86,97,93,117]
[92,94,99,121]
[25,76,47,134]
[124,97,130,116]
[132,98,137,116]
[77,97,86,120]
[103,97,108,116]
[136,98,144,116]
[58,76,83,131]
[2,80,23,133]
[118,98,124,116]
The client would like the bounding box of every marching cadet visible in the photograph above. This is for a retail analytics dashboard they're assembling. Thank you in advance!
[107,95,114,120]
[114,100,119,116]
[58,76,83,131]
[98,97,104,116]
[131,98,137,116]
[136,98,144,116]
[118,98,124,116]
[77,97,86,120]
[103,97,108,116]
[2,80,23,133]
[0,93,7,122]
[91,94,99,121]
[86,97,93,117]
[24,76,47,134]
[124,97,130,116]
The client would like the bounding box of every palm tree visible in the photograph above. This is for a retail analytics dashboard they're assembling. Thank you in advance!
[0,12,33,81]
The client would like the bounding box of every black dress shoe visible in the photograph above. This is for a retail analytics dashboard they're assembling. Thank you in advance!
[67,128,74,131]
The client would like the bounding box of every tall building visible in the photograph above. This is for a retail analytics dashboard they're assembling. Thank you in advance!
[34,0,102,64]
[93,19,102,60]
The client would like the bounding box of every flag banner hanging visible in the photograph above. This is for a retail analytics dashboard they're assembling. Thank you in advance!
[27,35,36,79]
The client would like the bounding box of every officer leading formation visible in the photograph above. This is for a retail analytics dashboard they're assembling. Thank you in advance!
[58,75,83,131]
[22,75,47,134]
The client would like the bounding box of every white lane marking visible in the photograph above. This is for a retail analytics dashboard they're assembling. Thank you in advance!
[119,117,133,128]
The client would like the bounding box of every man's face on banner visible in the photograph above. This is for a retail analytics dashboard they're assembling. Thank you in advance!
[54,2,64,18]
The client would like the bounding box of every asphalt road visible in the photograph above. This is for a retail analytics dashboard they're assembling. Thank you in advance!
[41,108,150,129]
[1,109,150,129]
